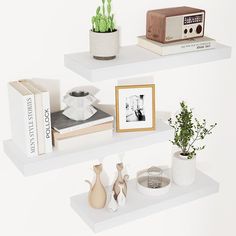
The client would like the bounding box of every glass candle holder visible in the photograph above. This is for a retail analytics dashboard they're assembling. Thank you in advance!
[147,166,163,189]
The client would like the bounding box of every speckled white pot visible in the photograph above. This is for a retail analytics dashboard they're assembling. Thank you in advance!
[172,151,196,186]
[89,30,119,60]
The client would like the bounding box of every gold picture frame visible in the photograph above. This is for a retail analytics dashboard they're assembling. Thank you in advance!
[115,84,156,132]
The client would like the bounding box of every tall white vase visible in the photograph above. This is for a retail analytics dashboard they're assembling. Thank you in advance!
[172,151,196,186]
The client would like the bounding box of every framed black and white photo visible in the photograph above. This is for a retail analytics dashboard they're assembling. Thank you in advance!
[115,84,156,132]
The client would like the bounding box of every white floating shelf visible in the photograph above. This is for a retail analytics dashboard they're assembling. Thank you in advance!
[3,120,172,176]
[71,170,219,233]
[64,43,231,82]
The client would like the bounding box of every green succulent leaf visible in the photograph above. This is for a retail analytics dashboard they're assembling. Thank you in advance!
[99,18,107,32]
[91,0,116,32]
[96,6,101,15]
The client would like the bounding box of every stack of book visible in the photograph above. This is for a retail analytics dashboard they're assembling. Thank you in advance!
[8,80,53,157]
[51,108,114,151]
[137,36,216,56]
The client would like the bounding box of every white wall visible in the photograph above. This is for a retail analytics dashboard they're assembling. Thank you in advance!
[0,0,235,235]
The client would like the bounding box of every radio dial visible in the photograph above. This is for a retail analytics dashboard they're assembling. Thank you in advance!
[196,25,202,34]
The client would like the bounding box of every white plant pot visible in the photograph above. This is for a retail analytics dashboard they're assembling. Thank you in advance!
[172,151,196,186]
[89,30,119,60]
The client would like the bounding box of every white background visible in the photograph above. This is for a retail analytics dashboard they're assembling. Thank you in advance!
[0,0,235,235]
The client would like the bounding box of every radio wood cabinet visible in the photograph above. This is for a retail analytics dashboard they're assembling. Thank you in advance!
[146,6,205,43]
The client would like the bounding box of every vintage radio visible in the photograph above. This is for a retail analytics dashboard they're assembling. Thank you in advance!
[146,6,205,43]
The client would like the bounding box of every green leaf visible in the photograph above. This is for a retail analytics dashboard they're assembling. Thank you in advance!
[168,101,217,157]
[96,6,101,15]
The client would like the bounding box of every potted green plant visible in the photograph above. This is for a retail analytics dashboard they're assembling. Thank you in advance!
[168,102,217,186]
[90,0,119,60]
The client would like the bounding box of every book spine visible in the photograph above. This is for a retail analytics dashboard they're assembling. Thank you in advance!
[42,92,52,153]
[35,93,44,155]
[54,129,112,151]
[23,94,38,157]
[164,40,216,55]
[137,37,216,56]
[53,122,113,140]
[137,37,162,55]
[57,116,114,134]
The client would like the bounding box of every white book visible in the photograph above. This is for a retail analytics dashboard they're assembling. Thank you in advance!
[54,129,112,151]
[137,36,216,56]
[31,78,61,113]
[20,80,53,155]
[8,81,38,157]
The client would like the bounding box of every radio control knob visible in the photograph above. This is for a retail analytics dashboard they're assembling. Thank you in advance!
[196,25,202,34]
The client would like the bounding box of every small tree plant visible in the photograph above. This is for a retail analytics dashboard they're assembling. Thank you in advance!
[91,0,116,33]
[168,101,217,159]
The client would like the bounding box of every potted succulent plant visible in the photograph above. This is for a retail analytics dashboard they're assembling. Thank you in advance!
[90,0,119,60]
[168,102,217,186]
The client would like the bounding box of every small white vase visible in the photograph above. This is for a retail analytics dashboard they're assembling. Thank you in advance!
[63,92,96,109]
[63,106,97,121]
[172,151,196,186]
[62,89,97,121]
[107,191,118,212]
[89,30,119,60]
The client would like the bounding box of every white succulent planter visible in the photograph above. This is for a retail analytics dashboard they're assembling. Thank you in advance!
[63,91,97,108]
[172,151,196,186]
[63,89,97,121]
[89,30,119,60]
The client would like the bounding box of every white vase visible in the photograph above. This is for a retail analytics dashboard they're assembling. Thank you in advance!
[107,191,118,212]
[89,30,119,60]
[63,106,97,121]
[172,151,196,186]
[63,92,96,108]
[62,89,97,121]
